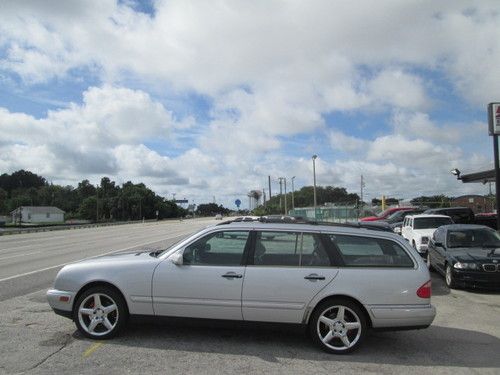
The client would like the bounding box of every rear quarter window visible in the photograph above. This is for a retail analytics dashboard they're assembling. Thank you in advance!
[328,234,414,268]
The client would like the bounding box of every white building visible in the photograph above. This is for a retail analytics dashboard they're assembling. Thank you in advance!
[11,206,65,224]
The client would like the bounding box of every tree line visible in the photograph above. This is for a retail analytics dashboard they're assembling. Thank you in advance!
[0,170,186,221]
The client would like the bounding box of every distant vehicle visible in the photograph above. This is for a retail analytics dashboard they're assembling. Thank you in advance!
[472,212,497,230]
[427,224,500,290]
[47,219,435,354]
[215,214,223,220]
[360,207,416,222]
[383,209,426,225]
[423,207,474,225]
[401,214,454,257]
[385,209,426,235]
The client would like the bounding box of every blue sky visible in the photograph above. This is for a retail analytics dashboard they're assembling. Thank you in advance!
[1,1,499,209]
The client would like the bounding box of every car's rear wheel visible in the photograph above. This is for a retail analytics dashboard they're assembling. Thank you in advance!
[445,264,457,289]
[309,298,367,354]
[73,286,127,339]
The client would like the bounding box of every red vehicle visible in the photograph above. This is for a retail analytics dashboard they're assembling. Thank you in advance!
[360,207,416,222]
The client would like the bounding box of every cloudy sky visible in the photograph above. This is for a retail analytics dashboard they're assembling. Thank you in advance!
[1,0,499,208]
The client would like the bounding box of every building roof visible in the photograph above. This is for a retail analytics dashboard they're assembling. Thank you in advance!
[10,206,65,214]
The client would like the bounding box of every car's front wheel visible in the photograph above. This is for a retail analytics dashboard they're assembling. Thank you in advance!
[309,298,367,354]
[445,264,457,289]
[73,286,128,339]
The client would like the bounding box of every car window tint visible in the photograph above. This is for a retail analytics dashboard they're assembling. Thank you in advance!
[329,234,414,267]
[254,231,300,266]
[183,231,249,266]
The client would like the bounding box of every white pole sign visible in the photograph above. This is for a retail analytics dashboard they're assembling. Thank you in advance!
[489,102,500,135]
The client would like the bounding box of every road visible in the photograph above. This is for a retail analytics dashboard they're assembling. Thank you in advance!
[0,218,214,301]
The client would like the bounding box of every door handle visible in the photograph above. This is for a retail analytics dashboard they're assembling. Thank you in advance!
[304,274,325,280]
[222,272,243,279]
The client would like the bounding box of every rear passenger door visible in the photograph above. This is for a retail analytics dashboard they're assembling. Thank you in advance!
[241,230,339,323]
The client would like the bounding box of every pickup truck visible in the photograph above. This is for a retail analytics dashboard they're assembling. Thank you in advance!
[401,214,454,257]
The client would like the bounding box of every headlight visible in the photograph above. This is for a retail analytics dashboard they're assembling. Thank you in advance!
[421,236,429,244]
[454,262,478,270]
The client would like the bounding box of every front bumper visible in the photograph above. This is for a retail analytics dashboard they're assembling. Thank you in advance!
[47,289,75,318]
[368,304,436,329]
[452,270,500,290]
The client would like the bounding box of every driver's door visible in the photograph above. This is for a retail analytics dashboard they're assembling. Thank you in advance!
[152,230,250,320]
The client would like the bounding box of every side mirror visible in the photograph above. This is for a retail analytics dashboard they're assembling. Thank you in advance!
[170,252,183,266]
[393,227,402,234]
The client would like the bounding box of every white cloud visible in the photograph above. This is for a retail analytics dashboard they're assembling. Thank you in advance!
[329,130,367,152]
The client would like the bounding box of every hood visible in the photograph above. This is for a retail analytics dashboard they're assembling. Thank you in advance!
[73,249,155,265]
[360,216,383,222]
[450,247,500,262]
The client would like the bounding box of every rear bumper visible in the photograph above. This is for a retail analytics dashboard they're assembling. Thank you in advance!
[47,289,75,317]
[367,304,436,329]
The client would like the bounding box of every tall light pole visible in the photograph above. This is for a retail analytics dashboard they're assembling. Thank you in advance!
[312,155,318,219]
[291,176,296,211]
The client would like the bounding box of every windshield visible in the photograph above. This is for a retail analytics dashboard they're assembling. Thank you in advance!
[151,230,200,257]
[447,228,500,248]
[414,217,453,229]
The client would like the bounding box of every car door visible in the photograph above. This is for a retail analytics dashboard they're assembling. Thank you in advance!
[432,227,447,273]
[242,230,339,323]
[152,230,250,320]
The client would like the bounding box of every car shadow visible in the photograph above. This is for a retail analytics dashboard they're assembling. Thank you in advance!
[75,318,500,368]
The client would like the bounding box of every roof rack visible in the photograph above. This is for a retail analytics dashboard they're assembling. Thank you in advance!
[217,215,393,232]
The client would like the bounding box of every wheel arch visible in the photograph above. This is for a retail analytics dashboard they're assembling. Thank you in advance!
[72,280,130,316]
[306,294,372,328]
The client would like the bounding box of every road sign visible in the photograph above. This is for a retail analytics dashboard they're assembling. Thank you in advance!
[235,199,241,208]
[488,102,500,135]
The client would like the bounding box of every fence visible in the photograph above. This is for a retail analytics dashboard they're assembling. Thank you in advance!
[290,205,359,223]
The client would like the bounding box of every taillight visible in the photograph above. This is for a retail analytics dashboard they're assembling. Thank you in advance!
[416,280,431,298]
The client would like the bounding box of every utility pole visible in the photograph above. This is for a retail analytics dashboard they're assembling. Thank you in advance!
[96,186,99,222]
[284,178,287,215]
[291,176,296,210]
[278,177,284,211]
[263,189,266,208]
[312,155,318,218]
[360,175,365,215]
[268,175,272,199]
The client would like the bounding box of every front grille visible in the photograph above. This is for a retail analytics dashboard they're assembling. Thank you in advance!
[482,264,498,272]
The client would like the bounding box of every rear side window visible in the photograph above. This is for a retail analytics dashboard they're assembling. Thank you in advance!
[328,234,414,267]
[253,231,331,267]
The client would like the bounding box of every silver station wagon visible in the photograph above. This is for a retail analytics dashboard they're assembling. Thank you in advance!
[47,218,436,353]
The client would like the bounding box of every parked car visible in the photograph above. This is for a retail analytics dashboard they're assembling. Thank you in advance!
[383,209,426,235]
[474,213,497,230]
[360,207,416,222]
[47,219,435,354]
[401,214,454,257]
[427,224,500,290]
[423,207,474,225]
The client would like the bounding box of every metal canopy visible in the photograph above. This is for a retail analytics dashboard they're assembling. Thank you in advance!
[460,169,495,183]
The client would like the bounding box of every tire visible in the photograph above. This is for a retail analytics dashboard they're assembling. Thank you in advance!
[309,298,367,354]
[73,286,128,339]
[445,264,457,289]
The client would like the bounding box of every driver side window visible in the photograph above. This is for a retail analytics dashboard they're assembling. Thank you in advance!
[183,231,249,266]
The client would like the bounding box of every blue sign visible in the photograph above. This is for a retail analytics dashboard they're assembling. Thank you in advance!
[235,199,241,208]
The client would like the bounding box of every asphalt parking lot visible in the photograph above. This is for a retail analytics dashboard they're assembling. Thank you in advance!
[0,222,499,374]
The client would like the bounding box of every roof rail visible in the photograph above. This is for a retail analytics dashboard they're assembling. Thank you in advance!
[217,215,393,232]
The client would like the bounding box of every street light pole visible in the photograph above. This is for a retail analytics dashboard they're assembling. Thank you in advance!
[278,177,284,212]
[291,176,296,211]
[312,155,317,219]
